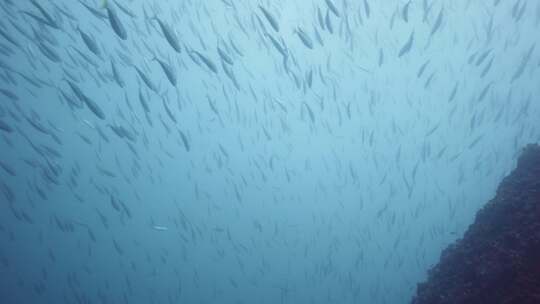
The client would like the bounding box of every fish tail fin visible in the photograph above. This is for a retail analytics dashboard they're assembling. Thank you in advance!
[156,82,165,97]
[142,7,151,22]
[158,90,168,100]
[144,10,157,22]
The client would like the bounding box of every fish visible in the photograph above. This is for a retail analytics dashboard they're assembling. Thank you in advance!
[398,31,414,57]
[304,102,315,123]
[325,11,334,34]
[178,129,190,152]
[162,98,176,123]
[25,115,51,135]
[424,72,435,89]
[108,124,136,142]
[217,46,234,65]
[265,33,287,58]
[95,125,110,143]
[193,51,218,74]
[480,57,494,79]
[152,225,169,231]
[79,0,108,20]
[77,27,101,57]
[0,88,18,101]
[402,1,411,22]
[512,44,536,82]
[448,83,459,102]
[475,49,492,66]
[138,89,150,113]
[134,66,158,93]
[103,0,127,40]
[222,62,240,90]
[152,57,177,86]
[70,46,98,68]
[228,34,243,57]
[151,16,182,53]
[37,41,61,63]
[325,0,341,18]
[363,0,371,18]
[314,27,324,47]
[0,161,16,176]
[417,60,430,78]
[0,27,20,48]
[27,0,60,29]
[306,69,313,88]
[468,134,484,149]
[258,6,279,32]
[59,88,83,109]
[113,0,136,18]
[425,122,440,137]
[52,3,77,21]
[66,80,106,119]
[317,7,326,30]
[430,8,444,37]
[111,60,125,87]
[477,82,493,102]
[0,119,13,133]
[295,28,314,49]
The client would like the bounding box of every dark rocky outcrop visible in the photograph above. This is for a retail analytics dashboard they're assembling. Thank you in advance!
[412,144,540,304]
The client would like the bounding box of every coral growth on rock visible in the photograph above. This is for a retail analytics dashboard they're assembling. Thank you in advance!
[412,144,540,304]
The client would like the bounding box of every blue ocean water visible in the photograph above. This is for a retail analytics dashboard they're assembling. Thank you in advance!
[0,0,539,303]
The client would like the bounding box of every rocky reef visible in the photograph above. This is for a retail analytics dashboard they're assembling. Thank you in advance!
[412,144,540,304]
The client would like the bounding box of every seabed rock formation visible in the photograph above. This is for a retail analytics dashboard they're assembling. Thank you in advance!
[412,144,540,304]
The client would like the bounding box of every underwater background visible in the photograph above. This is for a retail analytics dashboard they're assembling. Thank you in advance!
[0,0,539,303]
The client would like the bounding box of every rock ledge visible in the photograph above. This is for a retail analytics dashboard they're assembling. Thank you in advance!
[412,144,540,304]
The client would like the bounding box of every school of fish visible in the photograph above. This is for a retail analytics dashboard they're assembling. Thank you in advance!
[0,0,539,303]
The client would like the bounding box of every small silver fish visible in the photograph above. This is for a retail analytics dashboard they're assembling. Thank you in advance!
[152,225,168,231]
